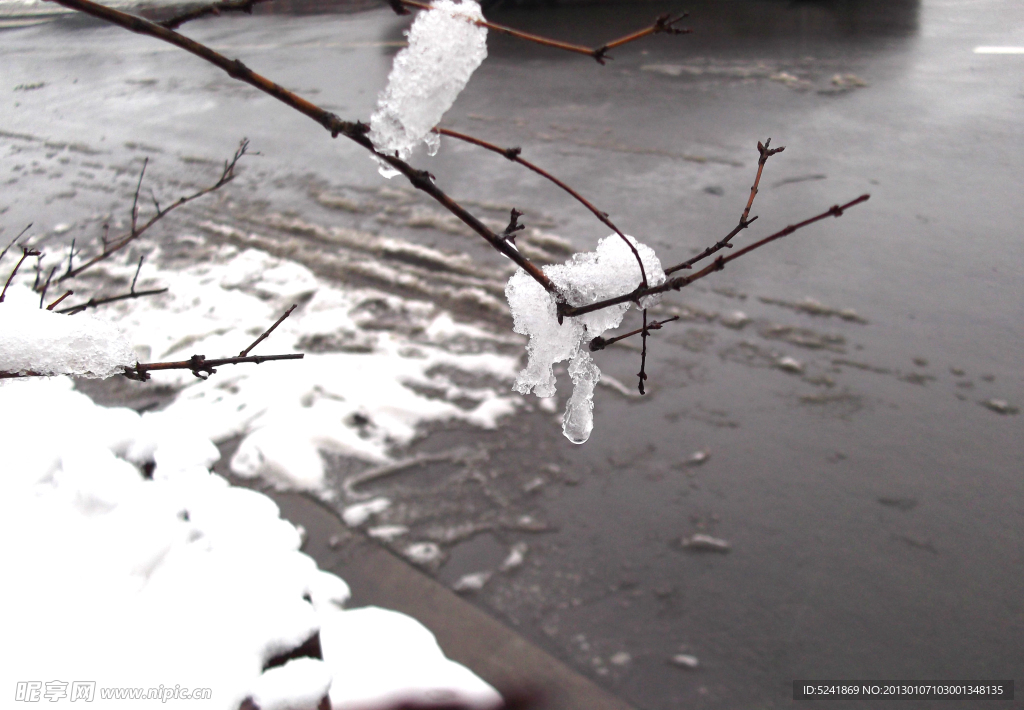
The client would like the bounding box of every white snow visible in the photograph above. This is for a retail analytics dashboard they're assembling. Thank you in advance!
[1,243,521,492]
[369,0,488,174]
[0,298,135,378]
[0,376,501,709]
[0,235,521,708]
[505,233,665,443]
[342,497,392,528]
[320,607,502,710]
[452,571,491,592]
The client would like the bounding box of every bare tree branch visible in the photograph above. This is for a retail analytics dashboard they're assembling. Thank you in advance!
[665,138,783,275]
[46,0,559,296]
[158,0,274,30]
[121,352,303,381]
[58,141,247,282]
[239,303,296,357]
[0,224,33,264]
[401,0,689,65]
[559,194,871,320]
[588,315,678,352]
[124,304,303,381]
[435,127,648,287]
[1,247,42,303]
[57,287,169,315]
[46,290,74,311]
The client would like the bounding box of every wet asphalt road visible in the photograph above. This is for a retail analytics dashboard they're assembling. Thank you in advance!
[2,0,1022,708]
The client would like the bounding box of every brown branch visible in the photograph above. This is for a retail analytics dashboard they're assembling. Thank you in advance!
[1,247,42,303]
[125,304,303,379]
[58,141,247,282]
[158,0,274,30]
[57,287,169,315]
[46,290,74,311]
[122,352,303,382]
[37,265,58,308]
[45,0,557,295]
[239,304,296,357]
[588,315,678,352]
[401,0,688,64]
[435,127,648,288]
[665,138,784,275]
[560,194,870,319]
[0,224,32,264]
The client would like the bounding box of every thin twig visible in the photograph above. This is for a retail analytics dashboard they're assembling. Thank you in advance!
[58,287,169,314]
[560,194,870,319]
[46,0,557,295]
[436,127,647,288]
[401,0,689,64]
[46,290,74,311]
[239,304,297,357]
[64,237,76,278]
[0,224,32,263]
[122,353,303,381]
[37,265,57,308]
[500,208,525,244]
[665,138,783,275]
[588,315,678,352]
[130,255,145,293]
[159,0,274,30]
[58,140,247,282]
[1,247,42,303]
[637,309,649,394]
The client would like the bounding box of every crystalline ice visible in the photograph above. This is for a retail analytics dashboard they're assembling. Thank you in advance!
[562,348,600,444]
[0,303,135,379]
[505,234,665,443]
[369,0,487,176]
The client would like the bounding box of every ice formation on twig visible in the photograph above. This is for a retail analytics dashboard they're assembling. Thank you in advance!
[505,234,664,444]
[369,0,488,176]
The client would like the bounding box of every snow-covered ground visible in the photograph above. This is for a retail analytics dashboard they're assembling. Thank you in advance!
[0,240,521,708]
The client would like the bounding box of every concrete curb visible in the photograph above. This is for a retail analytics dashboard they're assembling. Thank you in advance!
[264,489,635,710]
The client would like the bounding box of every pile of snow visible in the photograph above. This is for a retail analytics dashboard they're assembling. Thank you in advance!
[0,376,502,710]
[0,299,135,378]
[1,243,520,492]
[369,0,488,174]
[505,234,665,444]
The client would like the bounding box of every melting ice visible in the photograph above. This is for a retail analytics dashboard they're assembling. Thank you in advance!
[369,0,488,175]
[505,234,664,444]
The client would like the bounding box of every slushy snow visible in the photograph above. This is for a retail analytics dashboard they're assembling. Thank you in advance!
[369,0,487,175]
[505,234,665,444]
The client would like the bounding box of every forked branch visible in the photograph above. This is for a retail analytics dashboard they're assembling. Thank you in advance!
[45,0,558,295]
[123,304,302,381]
[665,138,784,275]
[436,127,648,287]
[560,194,871,320]
[400,0,689,65]
[58,141,248,282]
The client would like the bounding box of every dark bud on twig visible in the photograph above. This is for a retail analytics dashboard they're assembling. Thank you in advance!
[653,13,690,36]
[589,336,607,352]
[502,146,522,160]
[190,354,215,380]
[502,209,525,244]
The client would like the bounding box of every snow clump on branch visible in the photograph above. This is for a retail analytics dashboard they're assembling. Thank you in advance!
[369,0,488,176]
[505,235,664,444]
[0,300,135,378]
